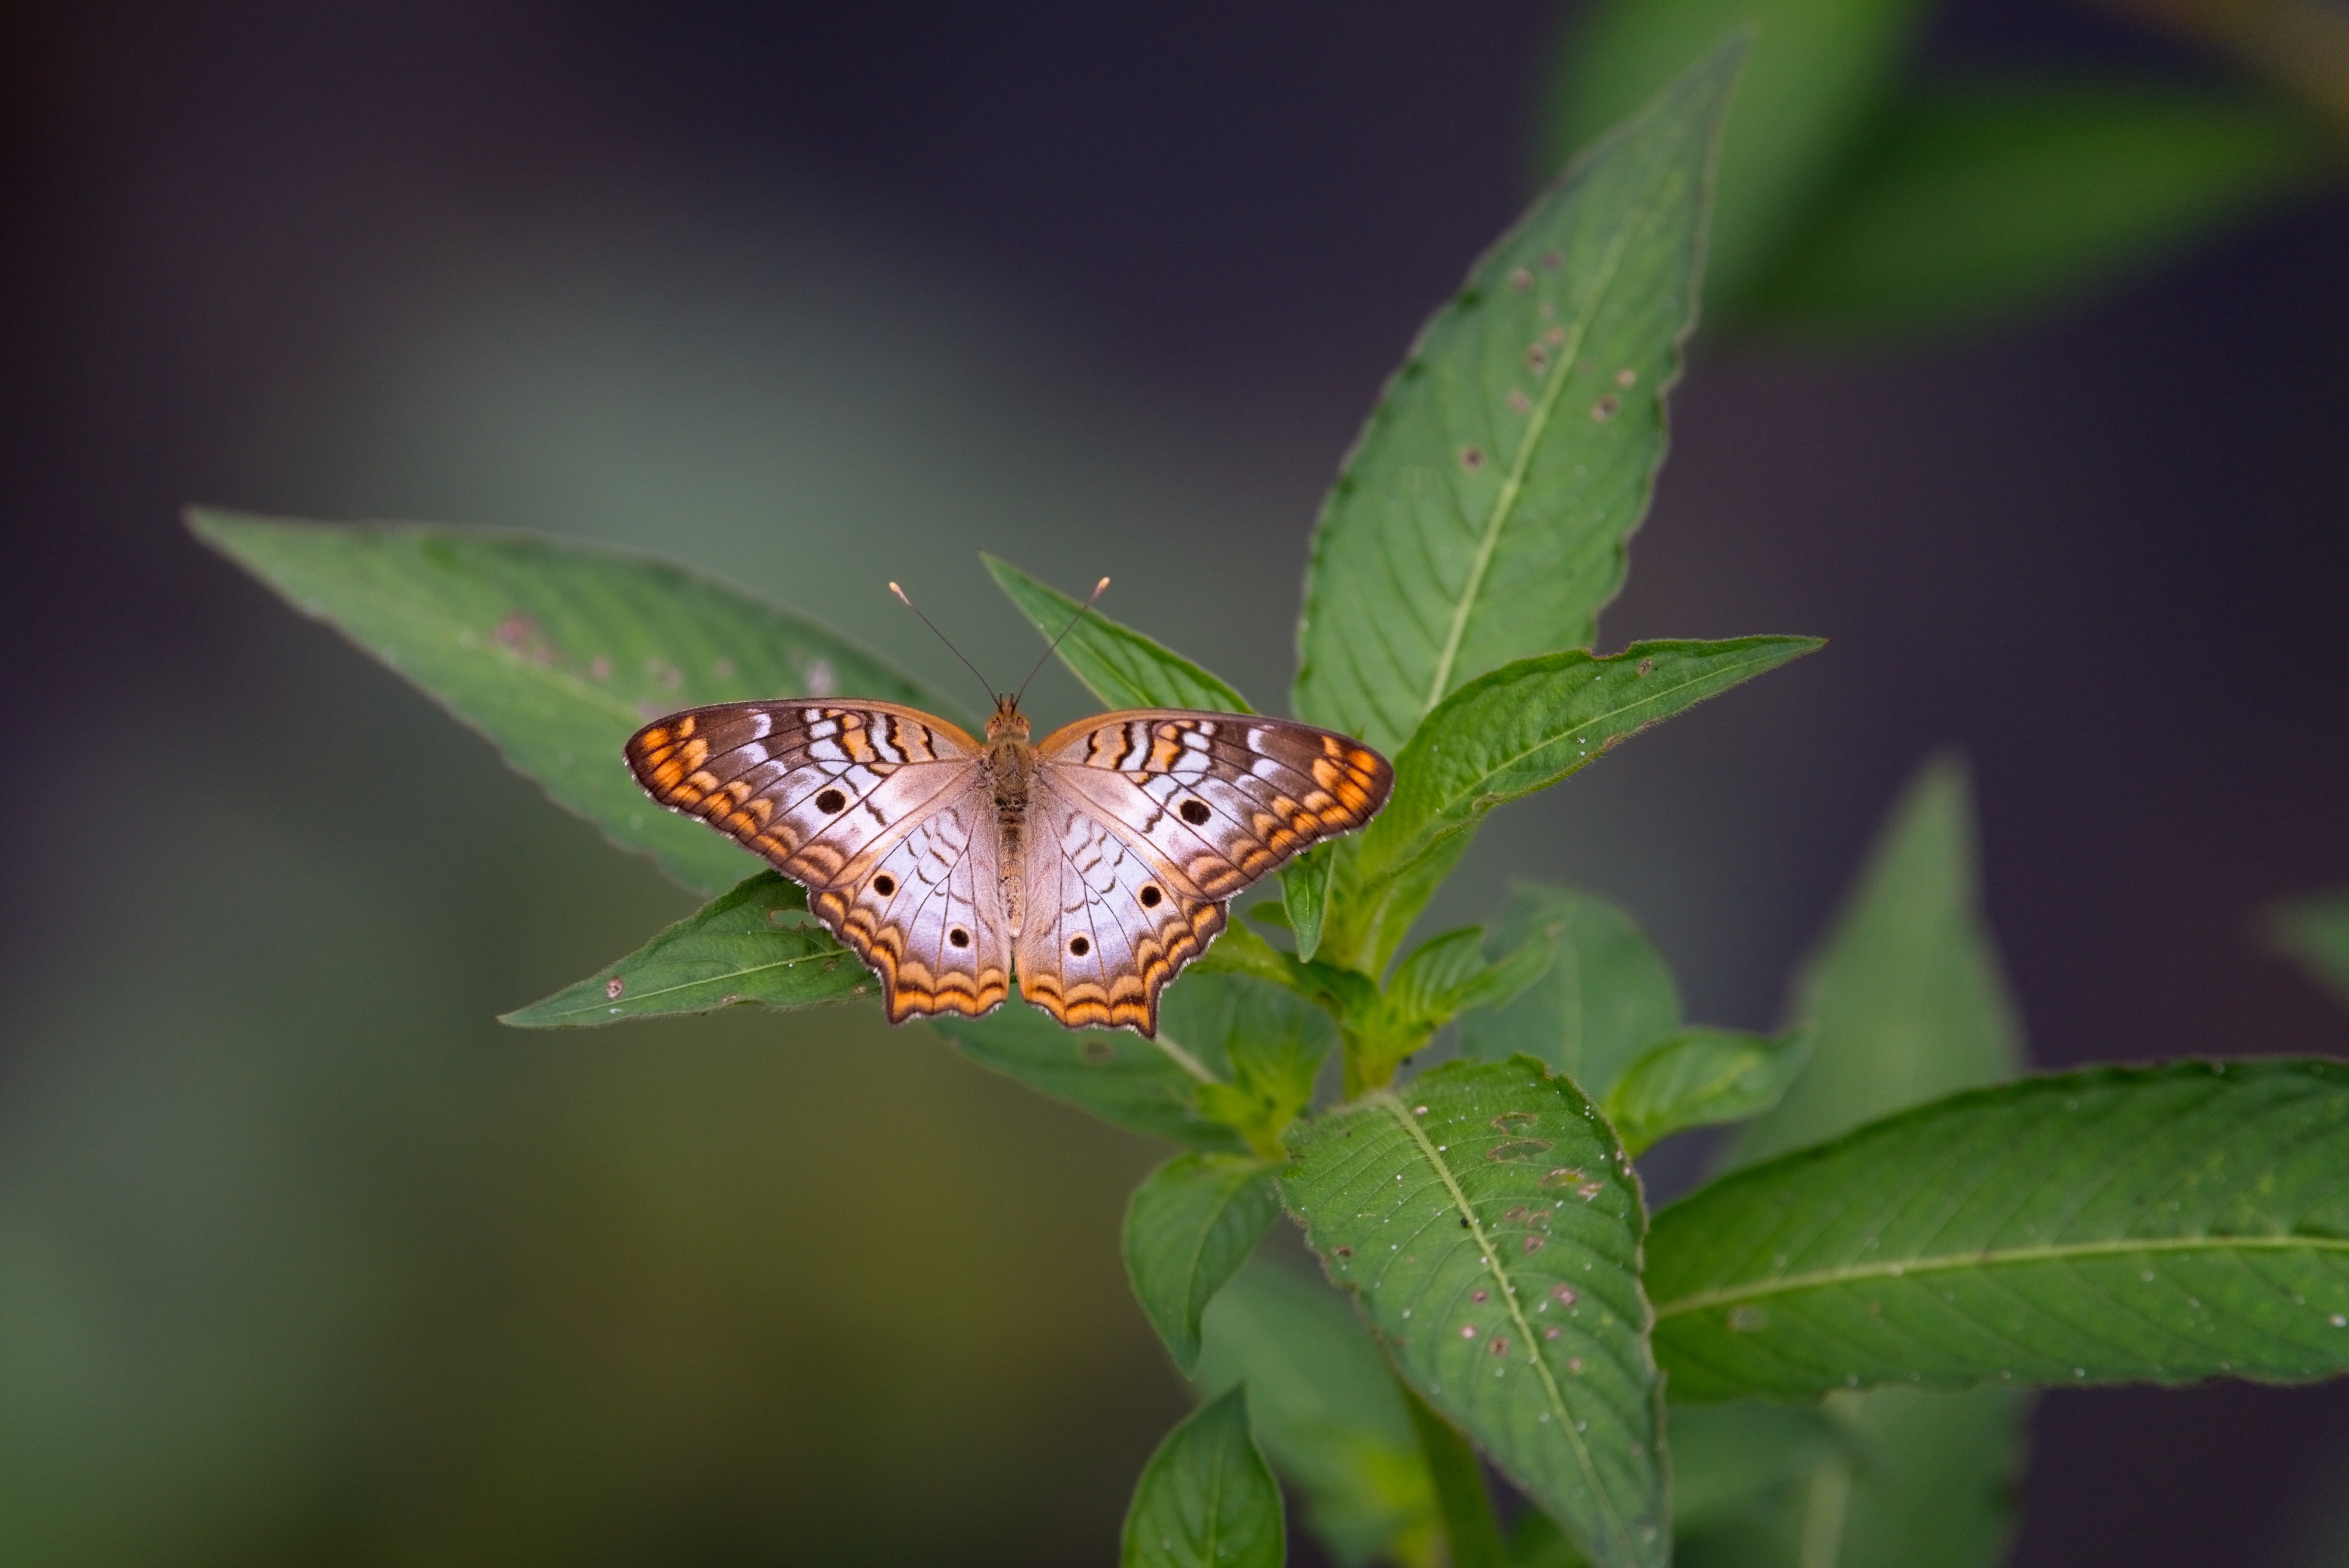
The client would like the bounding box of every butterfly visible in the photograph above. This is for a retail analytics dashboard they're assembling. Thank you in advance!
[624,674,1392,1038]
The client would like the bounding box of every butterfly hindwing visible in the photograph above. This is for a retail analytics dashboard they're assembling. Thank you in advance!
[1027,711,1394,1033]
[627,701,1009,1019]
[1017,790,1226,1035]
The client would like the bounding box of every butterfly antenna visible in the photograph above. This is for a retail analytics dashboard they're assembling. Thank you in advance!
[889,581,999,707]
[1014,577,1111,705]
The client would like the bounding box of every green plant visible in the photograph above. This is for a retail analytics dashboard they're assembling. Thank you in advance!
[194,42,2349,1568]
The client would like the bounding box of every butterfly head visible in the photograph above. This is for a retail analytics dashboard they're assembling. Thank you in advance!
[984,692,1032,743]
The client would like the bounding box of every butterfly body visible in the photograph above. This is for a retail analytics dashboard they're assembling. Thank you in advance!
[627,691,1391,1036]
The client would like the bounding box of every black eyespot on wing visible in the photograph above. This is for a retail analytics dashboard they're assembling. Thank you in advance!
[1179,799,1211,826]
[1069,935,1091,957]
[1138,884,1162,908]
[949,927,971,949]
[815,788,847,814]
[873,873,896,896]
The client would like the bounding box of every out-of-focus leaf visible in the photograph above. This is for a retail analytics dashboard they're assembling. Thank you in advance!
[1651,1060,2349,1401]
[985,554,1254,714]
[1121,1386,1285,1568]
[1195,1264,1440,1568]
[1399,1382,1510,1568]
[1294,43,1741,755]
[190,510,945,895]
[1541,0,1930,311]
[1728,753,2020,1169]
[1665,1401,1848,1540]
[1690,750,2031,1566]
[1746,81,2330,340]
[1675,1389,2029,1568]
[1125,1154,1285,1374]
[1331,639,1820,973]
[1603,1029,1810,1155]
[2266,886,2349,1008]
[1459,886,1681,1100]
[500,872,868,1026]
[933,1006,1246,1152]
[1285,1059,1664,1568]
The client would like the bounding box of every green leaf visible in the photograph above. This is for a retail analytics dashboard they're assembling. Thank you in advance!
[1166,974,1338,1154]
[1746,81,2329,341]
[1125,1153,1285,1374]
[1293,44,1742,755]
[1651,1059,2349,1402]
[1540,0,1928,313]
[191,510,945,894]
[1729,753,2021,1168]
[1122,1385,1285,1568]
[500,872,869,1026]
[1603,1029,1810,1155]
[932,1007,1246,1152]
[985,553,1254,714]
[1285,1059,1665,1568]
[1332,639,1820,973]
[1459,886,1682,1099]
[1282,843,1340,964]
[1195,1264,1439,1568]
[1674,1388,2029,1568]
[2265,886,2349,1009]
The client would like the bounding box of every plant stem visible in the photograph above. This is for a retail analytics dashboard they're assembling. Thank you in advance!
[1398,1374,1510,1568]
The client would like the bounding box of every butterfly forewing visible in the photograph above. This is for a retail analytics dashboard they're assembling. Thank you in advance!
[626,701,1011,1019]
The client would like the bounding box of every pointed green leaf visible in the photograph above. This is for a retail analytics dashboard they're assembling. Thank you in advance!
[1674,1388,2029,1568]
[1285,1059,1665,1568]
[1542,0,1927,314]
[1603,1029,1810,1155]
[1122,1385,1285,1568]
[2266,886,2349,1009]
[1746,82,2327,341]
[1293,44,1742,754]
[191,510,946,895]
[1334,639,1820,971]
[1652,1059,2349,1402]
[1125,1154,1285,1374]
[932,1006,1246,1152]
[1459,886,1681,1098]
[1282,843,1340,964]
[1728,753,2020,1169]
[1195,1264,1439,1568]
[500,872,870,1026]
[985,553,1254,714]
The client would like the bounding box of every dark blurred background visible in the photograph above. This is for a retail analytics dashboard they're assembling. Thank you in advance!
[3,2,2346,1564]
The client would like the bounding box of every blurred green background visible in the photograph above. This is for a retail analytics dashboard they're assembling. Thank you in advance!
[2,2,2347,1564]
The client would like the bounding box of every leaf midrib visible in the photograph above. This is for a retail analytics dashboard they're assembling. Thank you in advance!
[1418,144,1675,719]
[1651,1230,2349,1320]
[1378,1093,1635,1563]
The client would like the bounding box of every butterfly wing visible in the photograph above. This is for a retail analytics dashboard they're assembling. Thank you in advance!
[1022,711,1393,1034]
[626,702,1011,1021]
